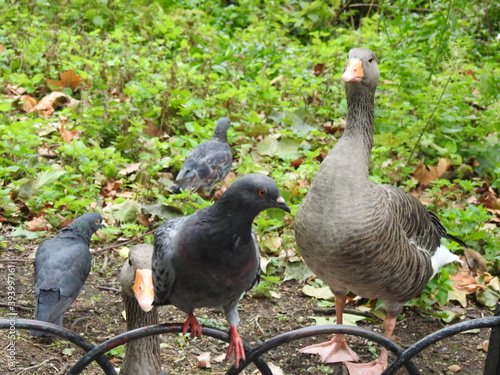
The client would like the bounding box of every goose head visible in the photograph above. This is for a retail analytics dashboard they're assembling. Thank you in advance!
[342,48,380,93]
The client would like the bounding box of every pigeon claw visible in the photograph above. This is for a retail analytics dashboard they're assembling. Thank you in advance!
[182,313,203,338]
[226,326,245,368]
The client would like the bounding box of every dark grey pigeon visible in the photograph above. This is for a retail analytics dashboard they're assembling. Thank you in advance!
[153,174,290,368]
[171,117,232,196]
[31,212,104,336]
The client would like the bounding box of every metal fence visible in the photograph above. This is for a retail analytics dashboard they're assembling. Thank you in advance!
[2,303,499,375]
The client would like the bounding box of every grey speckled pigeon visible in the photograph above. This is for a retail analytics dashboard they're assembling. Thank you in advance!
[153,174,290,368]
[171,117,232,196]
[294,48,465,374]
[119,244,162,375]
[31,212,104,337]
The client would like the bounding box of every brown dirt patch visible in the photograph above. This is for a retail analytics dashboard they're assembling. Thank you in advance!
[0,235,494,375]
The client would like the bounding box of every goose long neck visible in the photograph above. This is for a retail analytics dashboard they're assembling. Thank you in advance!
[120,292,161,374]
[343,86,375,152]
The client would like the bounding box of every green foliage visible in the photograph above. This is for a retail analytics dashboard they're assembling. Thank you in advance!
[0,0,498,314]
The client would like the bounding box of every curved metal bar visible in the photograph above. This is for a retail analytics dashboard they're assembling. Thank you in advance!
[68,323,272,375]
[384,316,500,375]
[0,319,116,375]
[226,324,419,375]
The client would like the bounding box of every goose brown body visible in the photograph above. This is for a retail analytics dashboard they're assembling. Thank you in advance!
[294,48,463,373]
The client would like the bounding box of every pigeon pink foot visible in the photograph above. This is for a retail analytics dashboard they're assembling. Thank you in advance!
[182,312,203,338]
[300,334,360,363]
[226,325,246,368]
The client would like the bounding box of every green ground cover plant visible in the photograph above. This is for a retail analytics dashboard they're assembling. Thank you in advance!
[1,0,499,315]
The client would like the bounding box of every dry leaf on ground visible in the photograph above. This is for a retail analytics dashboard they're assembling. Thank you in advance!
[414,158,451,185]
[196,352,211,368]
[34,91,79,118]
[46,69,82,90]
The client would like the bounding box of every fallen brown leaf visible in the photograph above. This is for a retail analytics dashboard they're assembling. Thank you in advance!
[414,158,451,185]
[313,63,326,76]
[449,271,483,294]
[476,340,489,352]
[196,352,211,368]
[26,216,53,232]
[463,248,490,274]
[20,95,37,113]
[267,363,284,375]
[60,119,79,143]
[478,184,500,210]
[34,91,79,118]
[119,163,141,176]
[46,69,82,90]
[143,119,159,137]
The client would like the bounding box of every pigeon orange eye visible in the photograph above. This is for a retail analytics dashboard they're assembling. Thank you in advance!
[257,189,266,196]
[95,220,100,224]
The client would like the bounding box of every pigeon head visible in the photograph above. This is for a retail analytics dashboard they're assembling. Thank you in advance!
[212,117,232,142]
[66,212,105,238]
[218,174,290,216]
[342,48,379,92]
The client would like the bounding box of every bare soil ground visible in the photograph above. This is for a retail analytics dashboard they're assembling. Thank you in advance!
[0,235,494,375]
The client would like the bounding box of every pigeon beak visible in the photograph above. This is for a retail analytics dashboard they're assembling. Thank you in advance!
[131,269,155,312]
[276,196,291,213]
[342,58,363,83]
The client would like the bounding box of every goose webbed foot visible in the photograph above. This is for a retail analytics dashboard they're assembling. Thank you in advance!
[300,334,360,363]
[344,348,388,375]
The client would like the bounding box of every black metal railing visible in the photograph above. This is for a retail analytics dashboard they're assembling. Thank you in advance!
[1,303,499,375]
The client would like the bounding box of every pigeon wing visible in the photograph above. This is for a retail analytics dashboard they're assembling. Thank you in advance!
[174,140,232,194]
[152,216,188,305]
[34,237,91,324]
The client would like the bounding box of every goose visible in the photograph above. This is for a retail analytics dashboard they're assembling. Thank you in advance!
[294,48,465,374]
[119,244,162,375]
[171,117,233,196]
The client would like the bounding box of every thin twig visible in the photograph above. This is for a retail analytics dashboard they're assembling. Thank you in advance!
[0,258,33,263]
[97,285,121,293]
[0,302,32,312]
[55,363,71,375]
[312,307,378,320]
[18,356,60,374]
[406,75,452,167]
[99,254,108,273]
[92,229,156,254]
[70,316,91,331]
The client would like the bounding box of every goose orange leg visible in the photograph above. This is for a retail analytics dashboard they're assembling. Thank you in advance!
[343,314,396,375]
[300,294,360,363]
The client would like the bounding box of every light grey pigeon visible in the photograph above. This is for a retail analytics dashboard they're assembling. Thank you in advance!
[119,244,162,375]
[152,173,290,368]
[294,48,465,374]
[31,212,104,336]
[171,117,232,196]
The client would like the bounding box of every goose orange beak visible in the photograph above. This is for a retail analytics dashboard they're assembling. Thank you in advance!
[342,59,363,82]
[131,269,155,312]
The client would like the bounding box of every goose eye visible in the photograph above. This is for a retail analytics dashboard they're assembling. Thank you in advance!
[368,57,374,63]
[257,189,266,197]
[128,258,133,266]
